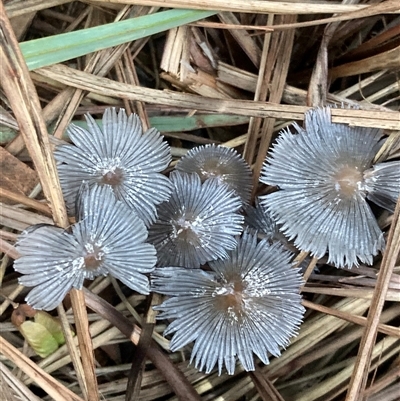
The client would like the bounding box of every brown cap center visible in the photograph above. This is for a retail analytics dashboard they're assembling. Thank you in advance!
[333,166,363,197]
[214,280,246,313]
[83,245,103,270]
[173,216,201,245]
[101,167,124,187]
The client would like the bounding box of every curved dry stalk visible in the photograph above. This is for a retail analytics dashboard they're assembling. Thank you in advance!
[0,336,84,401]
[0,5,97,399]
[83,287,202,401]
[346,197,400,400]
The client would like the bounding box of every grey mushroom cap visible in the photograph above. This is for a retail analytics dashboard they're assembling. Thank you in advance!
[14,184,157,310]
[260,107,391,268]
[151,230,305,375]
[364,161,400,213]
[175,144,253,204]
[148,171,244,268]
[55,107,173,226]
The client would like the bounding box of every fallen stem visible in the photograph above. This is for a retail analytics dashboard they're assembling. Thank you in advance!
[82,287,201,401]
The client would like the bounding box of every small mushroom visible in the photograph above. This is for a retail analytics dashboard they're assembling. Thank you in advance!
[260,107,399,268]
[55,108,173,226]
[148,171,244,268]
[151,230,305,375]
[14,184,157,310]
[176,144,253,204]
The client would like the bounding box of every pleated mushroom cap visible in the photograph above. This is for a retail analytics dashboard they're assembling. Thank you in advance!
[14,185,157,310]
[152,230,305,375]
[148,171,244,268]
[260,107,400,268]
[176,144,253,204]
[55,107,173,226]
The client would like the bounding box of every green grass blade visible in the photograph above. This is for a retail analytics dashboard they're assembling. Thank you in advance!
[150,115,250,132]
[20,9,216,71]
[0,115,249,144]
[63,114,249,136]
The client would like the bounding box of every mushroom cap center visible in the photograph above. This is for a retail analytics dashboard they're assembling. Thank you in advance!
[172,214,202,245]
[83,244,104,270]
[101,167,124,187]
[201,170,218,179]
[214,280,246,314]
[333,165,363,197]
[200,160,227,182]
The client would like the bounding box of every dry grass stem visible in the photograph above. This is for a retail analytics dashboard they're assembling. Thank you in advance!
[0,187,52,216]
[0,336,85,401]
[5,0,75,18]
[0,361,42,401]
[302,286,399,301]
[0,203,53,231]
[302,299,399,338]
[0,5,68,226]
[0,238,20,260]
[1,4,97,399]
[87,0,389,14]
[346,196,400,400]
[69,290,99,401]
[35,64,400,129]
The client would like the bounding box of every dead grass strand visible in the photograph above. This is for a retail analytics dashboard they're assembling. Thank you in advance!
[86,0,392,15]
[0,4,98,399]
[0,336,85,401]
[35,64,400,129]
[346,197,400,400]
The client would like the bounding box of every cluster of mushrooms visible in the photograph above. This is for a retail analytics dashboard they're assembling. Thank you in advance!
[14,107,400,375]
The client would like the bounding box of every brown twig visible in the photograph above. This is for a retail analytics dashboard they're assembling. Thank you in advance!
[36,64,400,129]
[346,196,400,400]
[0,5,98,399]
[0,187,52,217]
[83,288,202,401]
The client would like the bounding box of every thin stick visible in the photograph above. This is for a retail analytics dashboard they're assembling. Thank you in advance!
[36,64,400,130]
[243,14,273,166]
[0,336,84,401]
[302,286,399,302]
[346,196,400,400]
[69,289,99,401]
[190,21,274,31]
[0,238,20,260]
[0,5,98,399]
[83,288,202,401]
[302,300,400,338]
[5,0,73,18]
[87,0,380,15]
[302,257,319,283]
[0,187,52,217]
